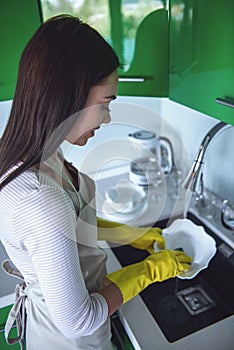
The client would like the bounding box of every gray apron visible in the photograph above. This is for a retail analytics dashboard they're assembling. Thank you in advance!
[2,163,116,350]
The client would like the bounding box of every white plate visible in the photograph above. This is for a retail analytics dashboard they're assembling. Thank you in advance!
[154,218,217,279]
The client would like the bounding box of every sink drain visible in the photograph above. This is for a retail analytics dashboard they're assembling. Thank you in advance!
[176,285,216,316]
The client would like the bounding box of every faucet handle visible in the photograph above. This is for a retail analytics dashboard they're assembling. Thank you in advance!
[221,199,234,231]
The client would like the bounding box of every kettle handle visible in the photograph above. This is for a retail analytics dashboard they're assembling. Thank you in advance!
[159,136,174,174]
[221,200,234,231]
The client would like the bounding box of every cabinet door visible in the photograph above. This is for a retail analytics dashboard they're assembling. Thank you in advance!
[110,0,168,97]
[0,305,22,349]
[0,0,42,101]
[169,0,234,125]
[40,0,168,97]
[0,329,21,350]
[117,7,169,97]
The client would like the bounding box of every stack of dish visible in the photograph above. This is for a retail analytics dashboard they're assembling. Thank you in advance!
[102,180,147,220]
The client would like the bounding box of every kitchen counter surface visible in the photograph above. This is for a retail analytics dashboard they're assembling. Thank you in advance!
[95,168,234,350]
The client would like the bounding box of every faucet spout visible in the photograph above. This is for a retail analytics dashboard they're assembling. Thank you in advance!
[183,121,232,193]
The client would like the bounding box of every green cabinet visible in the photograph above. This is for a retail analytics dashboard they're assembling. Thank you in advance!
[3,0,233,125]
[169,0,234,125]
[117,7,169,97]
[0,0,42,101]
[40,0,169,97]
[109,0,169,97]
[0,304,21,350]
[0,329,21,350]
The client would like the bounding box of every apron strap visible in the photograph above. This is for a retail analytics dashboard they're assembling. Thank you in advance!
[2,260,26,350]
[2,260,24,280]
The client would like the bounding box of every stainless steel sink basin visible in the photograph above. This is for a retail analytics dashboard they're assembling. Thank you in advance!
[110,212,234,342]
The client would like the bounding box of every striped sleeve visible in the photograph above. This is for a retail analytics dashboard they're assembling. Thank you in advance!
[12,184,108,339]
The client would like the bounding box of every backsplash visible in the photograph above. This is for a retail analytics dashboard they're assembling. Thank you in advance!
[112,96,234,205]
[159,98,234,204]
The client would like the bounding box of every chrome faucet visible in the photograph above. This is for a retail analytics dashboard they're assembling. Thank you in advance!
[183,121,231,192]
[183,121,234,229]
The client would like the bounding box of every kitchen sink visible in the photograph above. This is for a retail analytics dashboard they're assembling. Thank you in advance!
[110,212,234,342]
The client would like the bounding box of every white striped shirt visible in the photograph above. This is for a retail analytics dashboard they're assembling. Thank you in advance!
[0,165,108,339]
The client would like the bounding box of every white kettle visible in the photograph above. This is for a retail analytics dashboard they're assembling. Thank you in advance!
[128,130,173,186]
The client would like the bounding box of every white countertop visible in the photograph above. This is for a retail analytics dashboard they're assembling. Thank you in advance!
[95,166,188,227]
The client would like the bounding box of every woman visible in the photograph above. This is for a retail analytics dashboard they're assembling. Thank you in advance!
[0,15,191,350]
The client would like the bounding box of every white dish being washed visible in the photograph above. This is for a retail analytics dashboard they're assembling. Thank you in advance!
[154,218,217,279]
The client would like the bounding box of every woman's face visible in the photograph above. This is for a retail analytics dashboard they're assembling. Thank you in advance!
[66,70,118,146]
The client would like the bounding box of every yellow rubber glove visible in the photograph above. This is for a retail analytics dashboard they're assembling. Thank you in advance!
[106,250,192,303]
[130,227,164,253]
[97,217,165,253]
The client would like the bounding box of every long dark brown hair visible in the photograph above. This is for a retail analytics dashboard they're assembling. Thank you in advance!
[0,14,119,189]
